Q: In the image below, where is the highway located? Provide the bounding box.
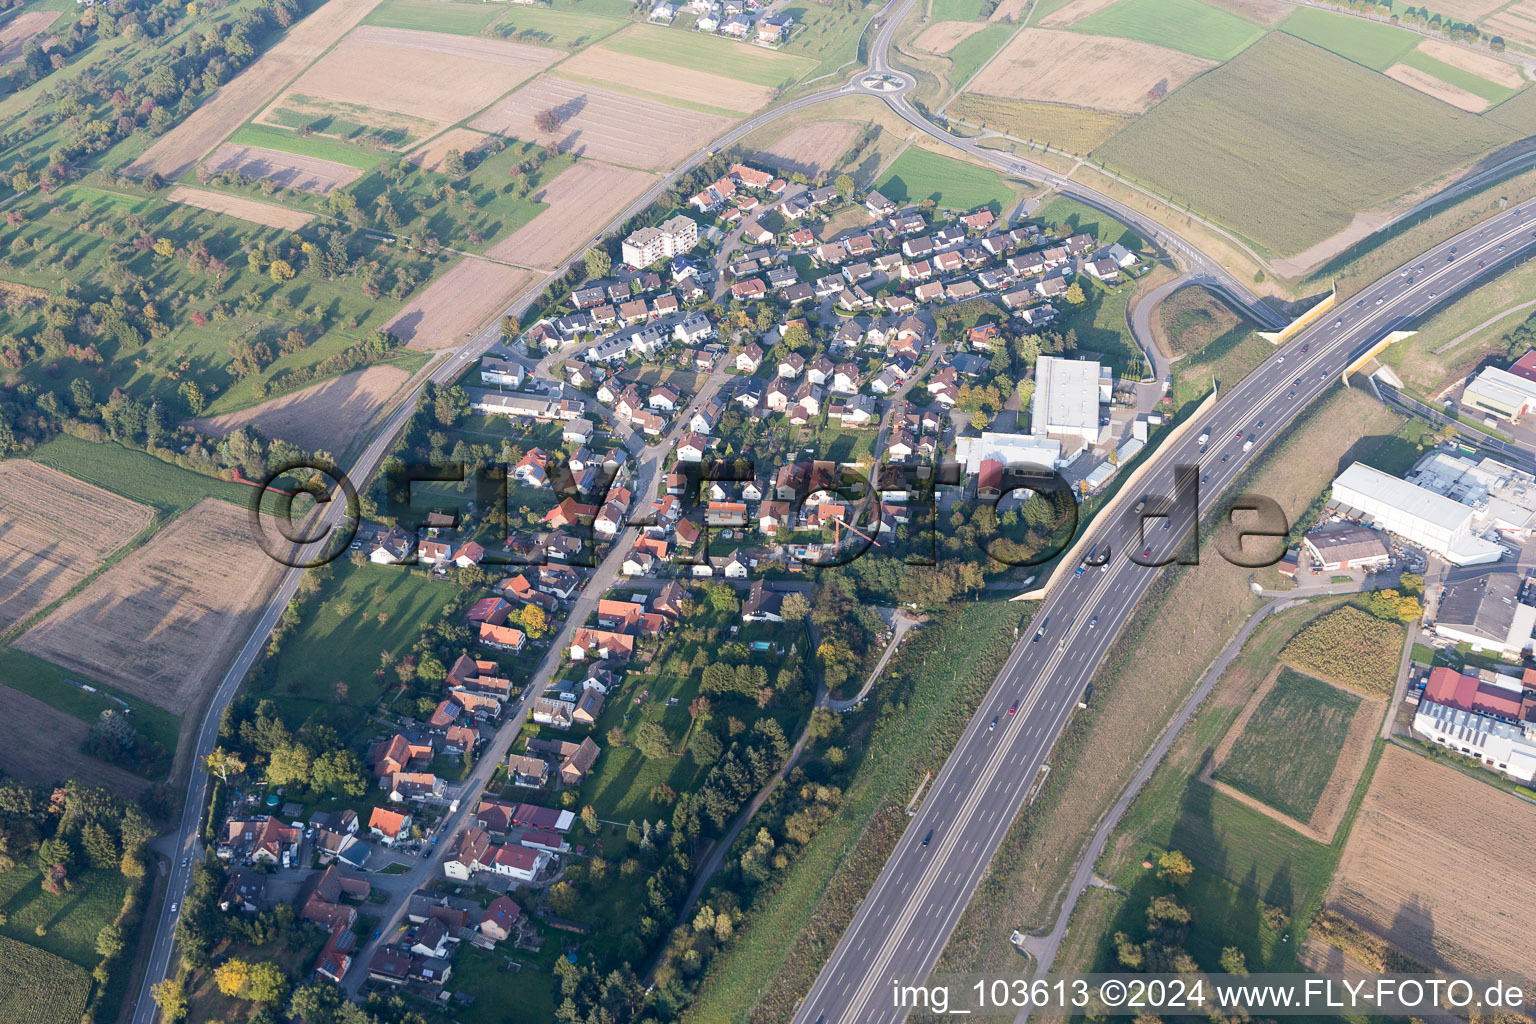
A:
[789,201,1536,1024]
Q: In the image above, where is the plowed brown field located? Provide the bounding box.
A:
[385,257,537,349]
[189,364,411,454]
[15,500,287,712]
[0,462,154,631]
[486,161,656,270]
[203,143,365,194]
[1328,744,1536,982]
[470,76,730,170]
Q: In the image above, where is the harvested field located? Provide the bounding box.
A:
[203,142,364,194]
[259,25,558,147]
[1328,744,1536,981]
[189,364,411,453]
[0,11,59,64]
[385,256,537,349]
[1417,37,1526,88]
[554,46,776,113]
[0,462,154,632]
[125,0,384,180]
[486,160,655,270]
[1037,0,1120,27]
[1094,32,1516,257]
[757,120,863,179]
[0,687,151,797]
[470,76,731,171]
[913,20,988,52]
[409,127,491,173]
[948,94,1131,153]
[964,28,1216,114]
[15,500,287,713]
[1476,0,1536,51]
[166,186,313,229]
[1386,62,1490,112]
[988,0,1027,19]
[1203,665,1379,842]
[1433,0,1513,18]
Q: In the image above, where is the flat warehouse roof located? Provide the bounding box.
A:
[1333,462,1471,533]
[1035,356,1100,433]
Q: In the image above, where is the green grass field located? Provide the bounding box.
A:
[23,435,270,514]
[875,147,1019,210]
[1398,48,1521,105]
[219,124,382,170]
[946,23,1015,85]
[261,560,460,730]
[597,24,818,87]
[484,2,627,48]
[1094,32,1516,258]
[1214,668,1361,821]
[364,0,506,34]
[0,867,128,969]
[1074,0,1266,61]
[930,0,987,19]
[1278,6,1418,70]
[1156,284,1253,357]
[1035,195,1144,248]
[781,2,877,77]
[948,95,1132,154]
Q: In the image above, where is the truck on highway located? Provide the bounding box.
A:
[1197,429,1210,445]
[1243,439,1255,452]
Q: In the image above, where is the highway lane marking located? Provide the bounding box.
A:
[834,540,1147,1018]
[800,205,1536,1023]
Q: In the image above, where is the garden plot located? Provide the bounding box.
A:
[758,120,863,179]
[166,186,313,229]
[203,143,365,194]
[189,364,412,454]
[0,11,59,63]
[1329,744,1536,981]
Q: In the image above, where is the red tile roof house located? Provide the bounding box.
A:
[478,621,527,653]
[570,627,636,662]
[372,734,433,778]
[465,596,511,626]
[368,807,412,845]
[367,947,412,986]
[426,699,462,733]
[492,843,549,883]
[443,723,478,755]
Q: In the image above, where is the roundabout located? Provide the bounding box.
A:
[859,71,910,93]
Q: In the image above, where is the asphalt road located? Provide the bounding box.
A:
[789,201,1536,1024]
